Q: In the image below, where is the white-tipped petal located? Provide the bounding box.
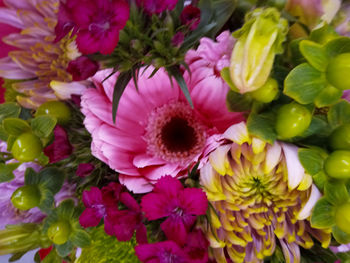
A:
[209,145,232,176]
[281,143,305,190]
[50,80,90,100]
[297,184,322,220]
[252,137,266,154]
[264,142,281,174]
[297,173,313,191]
[223,122,250,145]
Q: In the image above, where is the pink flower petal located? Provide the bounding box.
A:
[79,208,102,227]
[180,188,208,216]
[82,187,103,207]
[161,217,188,246]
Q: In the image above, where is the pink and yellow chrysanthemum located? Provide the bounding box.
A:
[200,122,331,263]
[0,0,84,108]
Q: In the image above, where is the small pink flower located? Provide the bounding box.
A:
[76,163,95,178]
[180,5,201,30]
[44,126,73,163]
[141,176,208,246]
[55,0,130,55]
[136,0,178,14]
[67,57,99,81]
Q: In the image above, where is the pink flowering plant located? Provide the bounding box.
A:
[1,0,350,263]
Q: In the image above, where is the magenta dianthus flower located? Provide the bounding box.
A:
[136,0,178,14]
[180,5,201,30]
[55,0,130,55]
[141,176,208,246]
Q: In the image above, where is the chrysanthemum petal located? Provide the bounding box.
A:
[281,143,305,190]
[223,121,250,145]
[50,80,89,99]
[297,184,321,220]
[209,145,232,176]
[264,142,282,174]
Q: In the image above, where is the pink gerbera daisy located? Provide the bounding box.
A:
[81,32,244,193]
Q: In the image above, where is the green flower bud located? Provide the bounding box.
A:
[229,8,288,94]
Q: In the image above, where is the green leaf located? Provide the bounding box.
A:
[0,102,21,123]
[325,37,350,58]
[38,187,54,213]
[0,126,8,141]
[57,199,75,218]
[314,85,343,108]
[38,168,65,194]
[37,152,49,166]
[2,118,30,136]
[324,181,349,206]
[298,148,327,176]
[112,70,132,123]
[333,225,350,244]
[312,171,328,192]
[299,40,329,72]
[284,63,327,104]
[226,90,253,112]
[9,251,26,262]
[0,163,15,183]
[41,249,62,263]
[6,135,16,152]
[208,0,237,37]
[221,67,238,92]
[167,66,193,108]
[311,197,335,228]
[31,116,57,138]
[298,114,331,139]
[247,111,277,144]
[70,230,91,247]
[24,168,40,185]
[309,24,339,45]
[55,241,73,257]
[327,100,350,128]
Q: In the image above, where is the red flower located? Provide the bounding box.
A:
[67,57,99,81]
[180,5,201,30]
[76,163,95,178]
[44,126,73,163]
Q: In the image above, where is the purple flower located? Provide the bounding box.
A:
[136,0,178,14]
[76,163,95,178]
[180,5,201,30]
[184,229,209,263]
[67,56,99,81]
[55,0,130,55]
[44,126,73,163]
[135,241,188,263]
[141,176,208,245]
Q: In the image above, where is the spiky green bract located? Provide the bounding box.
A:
[0,223,50,256]
[43,200,91,257]
[76,225,139,263]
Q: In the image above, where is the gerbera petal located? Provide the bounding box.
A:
[118,175,153,194]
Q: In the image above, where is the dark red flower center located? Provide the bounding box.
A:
[145,101,206,165]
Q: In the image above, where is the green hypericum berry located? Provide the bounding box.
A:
[11,133,43,162]
[47,220,72,245]
[335,202,350,234]
[35,101,71,125]
[275,103,312,139]
[326,53,350,91]
[11,185,41,211]
[324,150,350,179]
[329,124,350,151]
[250,78,279,103]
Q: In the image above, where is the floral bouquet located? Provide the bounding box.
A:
[1,0,350,262]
